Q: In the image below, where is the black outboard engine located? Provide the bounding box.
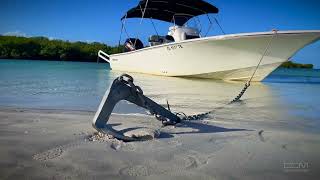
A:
[124,38,144,52]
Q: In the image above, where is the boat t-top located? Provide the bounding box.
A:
[98,0,320,81]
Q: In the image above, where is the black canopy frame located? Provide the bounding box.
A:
[121,0,219,26]
[117,0,224,50]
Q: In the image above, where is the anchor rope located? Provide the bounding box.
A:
[179,30,278,121]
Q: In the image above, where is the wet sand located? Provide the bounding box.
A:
[0,107,319,180]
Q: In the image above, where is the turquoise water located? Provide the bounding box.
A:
[1,59,320,131]
[0,60,112,111]
[265,68,320,83]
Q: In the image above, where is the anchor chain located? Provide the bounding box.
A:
[230,82,251,104]
[179,81,250,121]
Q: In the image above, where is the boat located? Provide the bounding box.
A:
[98,0,320,81]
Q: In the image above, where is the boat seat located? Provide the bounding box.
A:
[148,35,174,46]
[186,35,200,40]
[124,38,144,52]
[165,35,175,42]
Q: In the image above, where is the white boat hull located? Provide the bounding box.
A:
[104,30,320,81]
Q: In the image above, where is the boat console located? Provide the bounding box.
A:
[168,25,201,42]
[148,26,200,47]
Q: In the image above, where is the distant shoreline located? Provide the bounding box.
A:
[0,35,122,62]
[0,57,107,63]
[1,58,315,69]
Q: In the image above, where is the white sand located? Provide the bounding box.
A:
[0,107,319,180]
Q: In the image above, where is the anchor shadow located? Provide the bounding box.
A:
[109,121,250,140]
[165,120,250,136]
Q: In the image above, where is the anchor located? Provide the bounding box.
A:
[92,74,181,142]
[92,71,255,141]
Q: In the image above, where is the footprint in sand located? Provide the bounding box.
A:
[33,147,63,161]
[32,139,87,162]
[118,155,199,177]
[33,134,136,162]
[167,139,182,147]
[119,165,151,176]
[121,143,136,151]
[109,140,136,151]
[110,142,122,150]
[184,156,198,169]
[174,151,213,171]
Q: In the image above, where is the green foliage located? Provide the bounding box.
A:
[0,35,122,62]
[281,61,313,69]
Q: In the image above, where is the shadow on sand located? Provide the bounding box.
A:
[159,121,250,139]
[170,121,249,135]
[109,121,250,140]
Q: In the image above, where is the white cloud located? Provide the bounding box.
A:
[3,30,27,37]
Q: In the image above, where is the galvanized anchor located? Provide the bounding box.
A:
[92,74,181,142]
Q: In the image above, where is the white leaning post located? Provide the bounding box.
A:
[98,50,110,63]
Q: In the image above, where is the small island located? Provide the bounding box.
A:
[280,61,313,69]
[0,35,315,68]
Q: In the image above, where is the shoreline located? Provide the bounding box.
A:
[1,58,316,69]
[0,58,107,64]
[1,106,319,179]
[0,105,96,114]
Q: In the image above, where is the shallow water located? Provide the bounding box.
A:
[1,59,320,132]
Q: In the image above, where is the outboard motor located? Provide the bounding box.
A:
[124,38,144,52]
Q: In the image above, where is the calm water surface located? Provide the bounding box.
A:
[1,60,320,132]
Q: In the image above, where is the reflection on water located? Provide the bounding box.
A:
[0,60,320,131]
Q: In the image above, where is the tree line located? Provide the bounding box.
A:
[0,35,123,62]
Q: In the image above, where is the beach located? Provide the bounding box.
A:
[1,60,320,179]
[1,106,319,180]
[1,0,320,178]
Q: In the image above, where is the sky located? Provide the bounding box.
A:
[0,0,320,67]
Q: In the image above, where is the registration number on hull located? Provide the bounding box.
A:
[166,45,183,51]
